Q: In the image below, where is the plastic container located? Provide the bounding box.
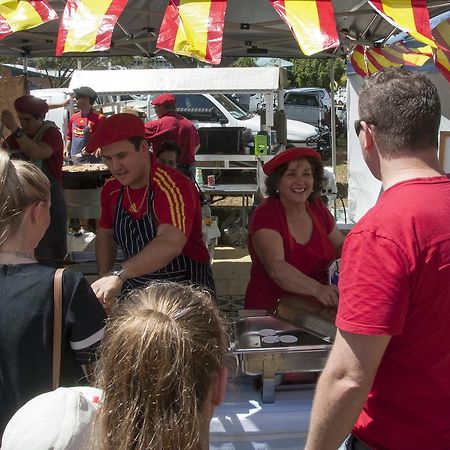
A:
[195,167,203,185]
[279,335,298,345]
[261,335,280,346]
[259,328,276,337]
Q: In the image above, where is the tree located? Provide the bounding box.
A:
[231,57,257,67]
[290,57,346,89]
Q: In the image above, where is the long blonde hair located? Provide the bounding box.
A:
[0,150,50,246]
[95,282,229,450]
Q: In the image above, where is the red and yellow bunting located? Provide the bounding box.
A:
[270,0,339,56]
[156,0,227,65]
[0,0,57,40]
[350,45,369,77]
[432,18,450,81]
[56,0,127,56]
[369,0,436,48]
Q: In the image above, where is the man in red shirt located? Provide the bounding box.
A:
[145,93,200,179]
[306,69,450,450]
[1,94,66,266]
[64,86,104,160]
[86,113,213,305]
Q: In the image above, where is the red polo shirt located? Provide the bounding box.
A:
[145,111,200,165]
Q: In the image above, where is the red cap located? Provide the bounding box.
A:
[263,147,321,175]
[14,95,49,117]
[85,113,145,153]
[151,93,176,106]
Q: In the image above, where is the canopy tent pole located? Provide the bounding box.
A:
[330,58,337,175]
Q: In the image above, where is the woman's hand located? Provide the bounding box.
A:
[315,283,339,307]
[1,110,18,132]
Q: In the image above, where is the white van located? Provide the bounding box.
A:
[148,93,318,145]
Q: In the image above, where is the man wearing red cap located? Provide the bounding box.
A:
[145,93,200,179]
[1,94,66,266]
[87,113,214,304]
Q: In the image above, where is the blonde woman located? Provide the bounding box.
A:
[95,282,229,450]
[0,150,106,435]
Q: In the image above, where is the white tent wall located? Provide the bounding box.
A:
[347,69,450,223]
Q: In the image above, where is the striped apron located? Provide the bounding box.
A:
[113,187,215,294]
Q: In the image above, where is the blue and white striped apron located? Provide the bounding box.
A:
[113,187,215,294]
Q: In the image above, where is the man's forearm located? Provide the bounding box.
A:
[305,369,370,450]
[95,229,118,277]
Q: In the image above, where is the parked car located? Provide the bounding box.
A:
[289,87,332,110]
[148,93,319,145]
[283,89,327,127]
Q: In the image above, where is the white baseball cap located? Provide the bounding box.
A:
[1,387,103,450]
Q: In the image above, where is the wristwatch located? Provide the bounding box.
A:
[13,128,24,139]
[111,266,127,281]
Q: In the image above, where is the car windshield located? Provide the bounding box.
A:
[211,94,253,120]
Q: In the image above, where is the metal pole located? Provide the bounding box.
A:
[330,58,336,176]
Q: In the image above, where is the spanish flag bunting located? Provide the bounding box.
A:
[350,45,369,77]
[270,0,339,56]
[156,0,228,65]
[56,0,128,56]
[369,0,436,48]
[365,48,402,71]
[432,18,450,82]
[380,44,431,67]
[0,0,57,40]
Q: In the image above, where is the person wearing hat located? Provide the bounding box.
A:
[245,147,345,312]
[145,93,200,179]
[1,387,103,449]
[1,94,67,266]
[64,86,104,160]
[87,113,214,305]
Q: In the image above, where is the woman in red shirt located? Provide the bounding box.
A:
[245,147,345,312]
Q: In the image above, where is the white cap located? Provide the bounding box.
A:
[1,387,103,450]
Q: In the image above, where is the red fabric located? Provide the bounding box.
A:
[151,93,176,105]
[337,176,450,450]
[245,197,336,312]
[14,95,48,116]
[98,160,209,263]
[263,147,321,175]
[145,111,199,165]
[4,127,63,185]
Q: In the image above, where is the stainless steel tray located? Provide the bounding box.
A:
[231,315,332,402]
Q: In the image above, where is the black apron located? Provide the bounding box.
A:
[113,187,215,294]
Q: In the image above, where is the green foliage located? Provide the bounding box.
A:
[290,58,346,89]
[231,57,257,67]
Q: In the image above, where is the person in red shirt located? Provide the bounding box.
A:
[145,93,200,180]
[86,113,214,305]
[64,86,104,160]
[306,69,450,450]
[1,94,66,266]
[245,147,345,312]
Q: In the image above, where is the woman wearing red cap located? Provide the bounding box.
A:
[245,148,345,312]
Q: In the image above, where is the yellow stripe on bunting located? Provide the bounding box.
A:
[56,0,127,55]
[432,18,450,81]
[157,0,227,65]
[0,0,57,40]
[270,0,339,56]
[369,0,436,48]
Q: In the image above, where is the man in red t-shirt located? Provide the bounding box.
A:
[1,95,66,266]
[145,93,200,180]
[85,113,214,305]
[65,86,104,160]
[306,69,450,450]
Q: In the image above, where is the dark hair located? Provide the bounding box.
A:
[75,94,96,105]
[359,68,441,158]
[265,156,324,200]
[127,136,146,151]
[155,141,181,160]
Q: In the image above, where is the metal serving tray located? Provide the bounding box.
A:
[231,315,332,403]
